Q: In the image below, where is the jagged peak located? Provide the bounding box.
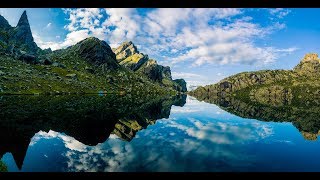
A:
[114,41,139,55]
[0,14,11,29]
[301,53,320,63]
[114,41,139,61]
[17,10,29,27]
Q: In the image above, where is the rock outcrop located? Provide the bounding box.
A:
[0,11,40,57]
[9,11,39,54]
[0,15,10,30]
[67,37,119,69]
[173,79,187,92]
[114,41,139,62]
[119,53,149,71]
[113,41,187,92]
[294,53,320,76]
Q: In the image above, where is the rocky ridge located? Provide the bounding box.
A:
[113,41,187,92]
[189,53,320,103]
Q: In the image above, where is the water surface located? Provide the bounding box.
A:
[1,95,320,172]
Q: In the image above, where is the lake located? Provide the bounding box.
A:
[1,94,320,172]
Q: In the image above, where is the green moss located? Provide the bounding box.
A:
[0,161,8,172]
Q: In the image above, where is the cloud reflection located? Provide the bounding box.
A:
[30,112,273,172]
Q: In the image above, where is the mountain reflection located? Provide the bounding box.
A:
[192,94,320,141]
[0,94,186,170]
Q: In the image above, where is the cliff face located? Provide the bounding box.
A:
[66,37,119,69]
[113,42,187,92]
[0,11,39,56]
[190,53,320,100]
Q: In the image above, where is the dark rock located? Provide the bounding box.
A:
[73,65,79,71]
[162,66,172,80]
[0,70,5,76]
[173,79,187,92]
[52,62,66,68]
[85,66,95,74]
[139,60,163,82]
[70,37,119,69]
[18,54,36,64]
[66,74,77,79]
[9,11,39,54]
[0,15,11,30]
[40,58,52,65]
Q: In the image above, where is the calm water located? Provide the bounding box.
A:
[1,94,320,172]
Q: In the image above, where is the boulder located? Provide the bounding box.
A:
[18,54,37,64]
[66,74,77,79]
[52,62,66,68]
[85,66,95,74]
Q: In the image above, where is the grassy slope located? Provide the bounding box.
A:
[0,52,178,95]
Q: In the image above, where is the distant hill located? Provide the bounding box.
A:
[189,53,320,106]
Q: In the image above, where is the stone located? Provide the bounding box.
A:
[66,73,77,79]
[85,66,95,73]
[52,62,66,68]
[42,58,52,65]
[18,54,36,64]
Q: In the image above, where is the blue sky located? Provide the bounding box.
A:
[0,8,319,89]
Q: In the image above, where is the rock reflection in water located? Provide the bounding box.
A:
[0,94,186,170]
[192,94,320,141]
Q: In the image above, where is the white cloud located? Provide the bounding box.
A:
[171,72,214,88]
[60,29,90,48]
[40,8,295,68]
[269,8,291,19]
[46,22,52,28]
[33,33,62,50]
[171,72,204,79]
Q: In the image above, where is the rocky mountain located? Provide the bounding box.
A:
[9,11,39,54]
[0,11,40,57]
[114,41,139,62]
[189,53,320,102]
[65,37,119,69]
[113,41,187,92]
[0,11,187,95]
